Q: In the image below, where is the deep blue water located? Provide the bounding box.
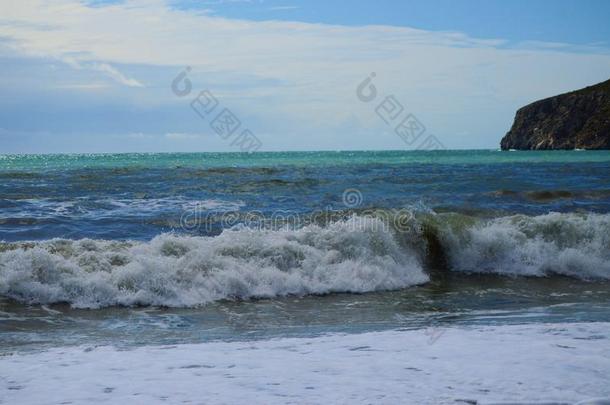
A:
[1,150,609,241]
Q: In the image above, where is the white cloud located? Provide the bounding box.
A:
[52,83,110,90]
[128,132,153,139]
[268,6,299,11]
[91,62,144,87]
[1,0,610,150]
[165,132,206,140]
[59,56,143,87]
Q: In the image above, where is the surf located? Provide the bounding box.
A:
[1,211,609,308]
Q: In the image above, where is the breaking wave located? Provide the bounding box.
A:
[1,212,609,308]
[0,217,427,308]
[435,211,610,279]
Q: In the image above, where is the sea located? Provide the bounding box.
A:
[1,150,610,404]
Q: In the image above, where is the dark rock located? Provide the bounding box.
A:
[500,78,610,150]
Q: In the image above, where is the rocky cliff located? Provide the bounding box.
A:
[500,78,610,150]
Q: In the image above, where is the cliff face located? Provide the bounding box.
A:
[500,79,610,150]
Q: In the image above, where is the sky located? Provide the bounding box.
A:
[1,0,610,153]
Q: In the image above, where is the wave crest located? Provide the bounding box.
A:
[437,212,610,279]
[2,212,609,308]
[0,217,427,308]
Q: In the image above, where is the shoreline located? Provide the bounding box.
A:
[2,322,609,404]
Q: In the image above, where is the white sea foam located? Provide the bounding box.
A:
[105,197,245,215]
[2,197,243,219]
[0,217,427,308]
[2,212,609,308]
[2,322,609,404]
[440,212,610,279]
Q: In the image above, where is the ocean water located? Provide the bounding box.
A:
[1,150,610,404]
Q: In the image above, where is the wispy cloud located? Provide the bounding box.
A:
[1,0,610,152]
[52,83,110,90]
[268,5,299,11]
[91,62,143,87]
[60,56,144,87]
[165,132,207,140]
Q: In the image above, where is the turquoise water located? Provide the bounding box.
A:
[2,150,610,171]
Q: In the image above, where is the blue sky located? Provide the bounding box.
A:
[174,0,610,46]
[1,0,610,153]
